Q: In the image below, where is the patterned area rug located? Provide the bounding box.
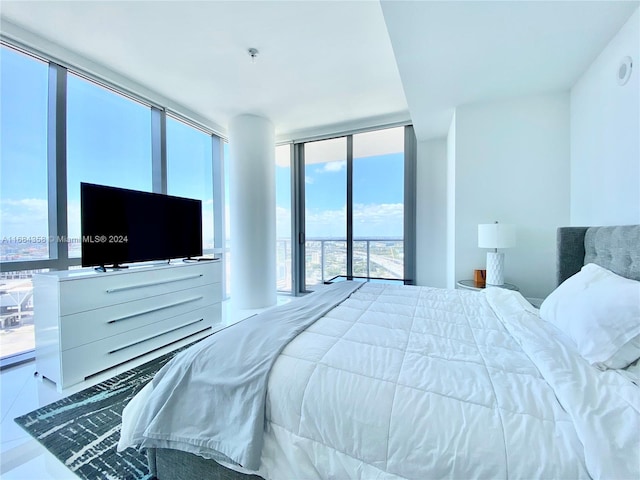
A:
[14,342,197,480]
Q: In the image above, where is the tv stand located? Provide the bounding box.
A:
[34,261,222,391]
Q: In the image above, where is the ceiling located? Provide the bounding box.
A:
[1,1,638,143]
[0,1,408,141]
[382,0,639,140]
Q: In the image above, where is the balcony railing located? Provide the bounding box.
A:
[276,237,404,290]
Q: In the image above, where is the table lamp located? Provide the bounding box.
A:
[478,222,516,286]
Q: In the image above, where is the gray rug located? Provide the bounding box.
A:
[14,342,199,480]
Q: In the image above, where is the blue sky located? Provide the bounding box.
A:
[302,153,404,238]
[1,47,216,251]
[1,48,48,202]
[1,45,404,252]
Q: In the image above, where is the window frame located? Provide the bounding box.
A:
[290,125,417,295]
[0,42,228,366]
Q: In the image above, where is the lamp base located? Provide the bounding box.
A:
[486,251,505,286]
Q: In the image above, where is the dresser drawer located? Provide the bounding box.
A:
[58,262,221,315]
[60,303,221,387]
[35,261,222,391]
[60,283,221,351]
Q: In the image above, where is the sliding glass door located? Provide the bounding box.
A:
[296,126,412,292]
[352,127,405,279]
[303,137,347,288]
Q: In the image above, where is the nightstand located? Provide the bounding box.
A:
[456,280,519,292]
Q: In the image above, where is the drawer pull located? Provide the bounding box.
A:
[106,274,204,293]
[108,318,204,354]
[107,296,204,324]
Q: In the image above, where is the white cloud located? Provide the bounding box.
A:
[321,160,346,173]
[353,203,403,238]
[67,201,81,238]
[354,203,403,222]
[276,206,291,238]
[302,203,403,238]
[304,205,346,238]
[1,198,47,210]
[0,198,49,237]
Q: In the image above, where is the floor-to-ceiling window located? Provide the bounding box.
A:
[0,47,48,365]
[0,42,226,367]
[291,125,415,293]
[303,137,348,288]
[66,73,152,258]
[352,127,405,279]
[166,116,215,255]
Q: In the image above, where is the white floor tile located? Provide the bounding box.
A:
[0,363,33,423]
[1,437,75,480]
[1,362,74,478]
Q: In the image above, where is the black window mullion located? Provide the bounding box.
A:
[403,125,417,284]
[346,135,353,278]
[292,143,306,295]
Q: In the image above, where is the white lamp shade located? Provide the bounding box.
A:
[478,223,516,249]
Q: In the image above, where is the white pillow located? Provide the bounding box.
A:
[540,263,640,369]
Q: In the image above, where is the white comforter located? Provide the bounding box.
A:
[120,283,640,479]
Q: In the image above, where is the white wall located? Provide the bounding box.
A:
[452,93,570,299]
[416,137,448,287]
[570,7,640,226]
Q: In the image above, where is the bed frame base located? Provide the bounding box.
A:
[147,448,263,480]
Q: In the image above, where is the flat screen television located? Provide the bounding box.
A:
[81,183,203,268]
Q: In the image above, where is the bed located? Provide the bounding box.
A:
[118,225,640,480]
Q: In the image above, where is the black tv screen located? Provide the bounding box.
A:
[81,183,203,268]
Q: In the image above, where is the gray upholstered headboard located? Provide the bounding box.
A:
[557,225,640,285]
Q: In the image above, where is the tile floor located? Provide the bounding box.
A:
[1,360,72,479]
[0,296,292,479]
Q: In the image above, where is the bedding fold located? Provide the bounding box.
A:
[486,288,640,480]
[118,281,362,470]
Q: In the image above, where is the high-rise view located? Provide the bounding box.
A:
[274,127,405,292]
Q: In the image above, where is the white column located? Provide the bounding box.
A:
[228,114,276,309]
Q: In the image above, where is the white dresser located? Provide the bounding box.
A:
[33,260,222,391]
